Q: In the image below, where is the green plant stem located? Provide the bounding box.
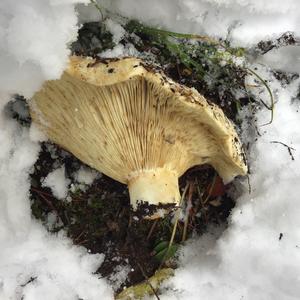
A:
[246,68,274,125]
[90,0,104,20]
[126,20,218,43]
[182,182,194,242]
[159,183,189,269]
[163,39,206,77]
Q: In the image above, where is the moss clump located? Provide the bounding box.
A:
[116,268,174,300]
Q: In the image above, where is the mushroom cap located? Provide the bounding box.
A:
[30,56,247,194]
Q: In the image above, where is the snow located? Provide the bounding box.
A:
[104,18,126,44]
[258,45,300,74]
[98,17,141,57]
[97,0,300,46]
[74,166,100,185]
[42,165,70,200]
[1,226,112,300]
[0,0,300,300]
[70,166,100,193]
[100,42,139,58]
[0,0,89,101]
[0,1,113,299]
[29,122,48,142]
[108,264,131,291]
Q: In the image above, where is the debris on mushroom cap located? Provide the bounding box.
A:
[30,55,247,215]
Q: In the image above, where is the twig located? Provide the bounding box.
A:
[246,174,252,194]
[76,239,88,246]
[159,183,189,269]
[182,182,194,242]
[203,173,217,205]
[136,262,160,300]
[74,230,85,242]
[31,186,54,197]
[90,0,104,20]
[31,187,65,224]
[193,178,201,210]
[147,219,158,241]
[176,61,182,80]
[270,141,296,161]
[35,192,56,212]
[20,277,37,287]
[192,181,207,223]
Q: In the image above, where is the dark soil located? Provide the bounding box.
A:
[256,31,300,55]
[29,141,236,292]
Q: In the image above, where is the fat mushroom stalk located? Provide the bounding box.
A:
[30,56,247,216]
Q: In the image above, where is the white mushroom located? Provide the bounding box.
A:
[30,56,247,214]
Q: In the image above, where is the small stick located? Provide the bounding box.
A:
[159,183,189,269]
[182,182,194,242]
[31,186,54,197]
[32,188,65,224]
[74,230,85,242]
[76,239,88,246]
[147,219,158,241]
[90,0,104,20]
[246,67,274,126]
[38,193,58,214]
[270,141,295,161]
[193,178,202,213]
[136,262,160,300]
[203,173,217,205]
[176,61,182,80]
[247,174,252,194]
[196,181,209,224]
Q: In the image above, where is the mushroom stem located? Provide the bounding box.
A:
[128,169,180,209]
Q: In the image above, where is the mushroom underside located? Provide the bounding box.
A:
[31,67,245,210]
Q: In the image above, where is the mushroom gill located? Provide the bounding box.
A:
[30,56,247,213]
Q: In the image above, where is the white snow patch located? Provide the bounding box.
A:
[42,165,71,200]
[76,2,103,23]
[0,225,112,300]
[258,45,300,74]
[75,166,100,185]
[96,0,300,46]
[29,122,48,142]
[105,18,126,44]
[108,264,131,291]
[100,40,139,58]
[0,0,88,101]
[0,1,113,299]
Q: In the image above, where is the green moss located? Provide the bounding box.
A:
[116,268,174,300]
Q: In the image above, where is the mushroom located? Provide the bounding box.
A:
[30,56,247,214]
